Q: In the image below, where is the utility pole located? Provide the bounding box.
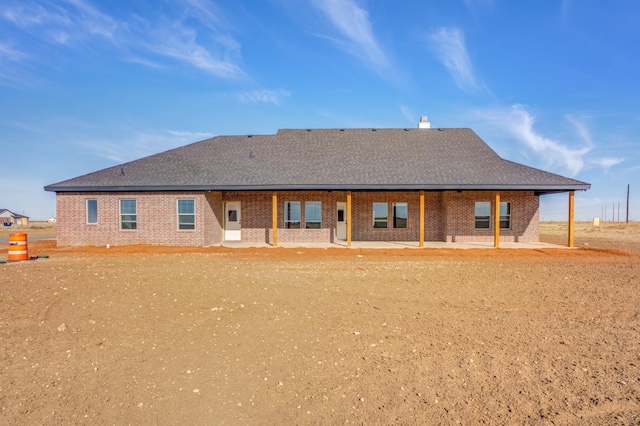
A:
[627,184,630,223]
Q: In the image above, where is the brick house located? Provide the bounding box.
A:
[0,209,29,227]
[45,120,590,247]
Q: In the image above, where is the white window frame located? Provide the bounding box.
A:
[475,201,491,230]
[373,202,388,229]
[177,199,196,231]
[392,202,408,229]
[120,199,137,230]
[86,199,98,224]
[305,201,322,229]
[284,201,301,229]
[500,201,511,230]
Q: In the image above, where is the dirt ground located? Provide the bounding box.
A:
[540,221,640,255]
[1,223,639,425]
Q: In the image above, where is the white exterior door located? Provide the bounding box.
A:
[224,202,241,241]
[336,202,346,240]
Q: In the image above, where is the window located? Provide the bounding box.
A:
[500,202,511,229]
[177,199,195,230]
[475,202,491,229]
[305,201,322,229]
[284,201,301,229]
[373,203,388,229]
[86,199,98,224]
[120,199,137,230]
[393,202,408,229]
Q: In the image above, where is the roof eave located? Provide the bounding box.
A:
[45,183,591,193]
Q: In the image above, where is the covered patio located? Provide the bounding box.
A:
[269,190,578,249]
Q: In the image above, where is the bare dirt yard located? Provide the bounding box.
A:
[1,223,639,425]
[540,221,640,255]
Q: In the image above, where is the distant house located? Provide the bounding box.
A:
[45,118,590,247]
[0,209,29,227]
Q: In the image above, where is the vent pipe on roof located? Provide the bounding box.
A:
[418,116,431,129]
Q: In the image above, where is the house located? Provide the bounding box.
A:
[0,209,29,227]
[44,118,590,247]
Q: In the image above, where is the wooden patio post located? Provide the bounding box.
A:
[272,192,278,247]
[494,192,500,248]
[347,191,352,248]
[419,190,425,247]
[568,191,575,248]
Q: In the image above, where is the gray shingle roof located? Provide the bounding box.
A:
[0,209,28,218]
[44,128,590,194]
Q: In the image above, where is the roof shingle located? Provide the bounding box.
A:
[44,128,590,194]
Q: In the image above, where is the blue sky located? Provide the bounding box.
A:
[1,0,638,221]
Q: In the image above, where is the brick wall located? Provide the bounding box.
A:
[55,189,539,246]
[222,191,272,243]
[352,192,417,241]
[443,191,539,242]
[223,191,337,243]
[56,191,220,246]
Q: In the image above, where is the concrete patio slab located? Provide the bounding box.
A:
[220,240,569,249]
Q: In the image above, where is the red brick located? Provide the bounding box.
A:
[56,190,539,246]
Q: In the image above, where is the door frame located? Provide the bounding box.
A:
[223,201,242,241]
[336,202,347,240]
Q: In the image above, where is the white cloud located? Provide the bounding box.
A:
[140,24,246,79]
[61,0,118,40]
[2,3,70,29]
[310,0,389,71]
[181,0,223,28]
[75,129,215,163]
[0,43,42,87]
[399,105,415,124]
[143,0,246,78]
[429,27,480,93]
[464,0,495,9]
[235,89,290,105]
[482,105,591,176]
[0,0,246,79]
[0,43,27,62]
[1,0,117,45]
[590,157,624,170]
[123,55,165,70]
[566,115,625,172]
[566,115,593,147]
[166,130,215,141]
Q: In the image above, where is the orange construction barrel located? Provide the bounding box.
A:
[8,232,28,261]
